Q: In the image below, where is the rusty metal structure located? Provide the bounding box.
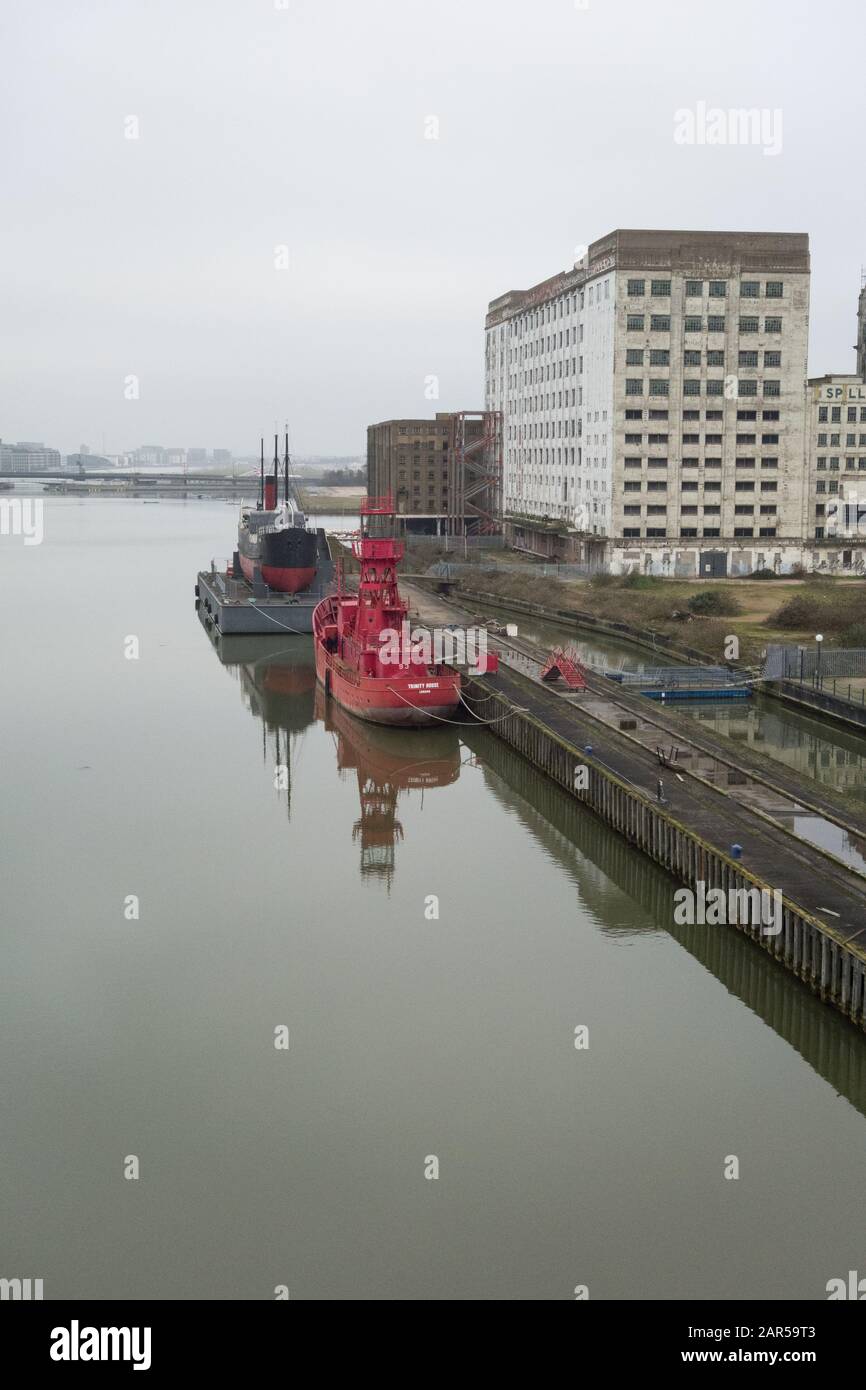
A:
[446,410,503,537]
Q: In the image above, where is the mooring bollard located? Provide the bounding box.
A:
[731,843,743,860]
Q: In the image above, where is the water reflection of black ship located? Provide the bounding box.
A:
[199,614,461,867]
[198,616,316,816]
[315,686,460,887]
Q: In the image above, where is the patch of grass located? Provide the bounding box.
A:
[767,586,866,635]
[441,562,866,669]
[620,571,661,590]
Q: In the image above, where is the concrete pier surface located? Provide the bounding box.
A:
[403,579,866,1029]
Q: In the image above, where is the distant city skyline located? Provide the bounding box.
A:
[0,433,366,475]
[0,436,365,464]
[2,0,864,456]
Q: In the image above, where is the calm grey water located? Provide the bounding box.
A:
[681,695,866,806]
[2,497,866,1301]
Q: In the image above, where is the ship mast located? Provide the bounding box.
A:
[283,427,303,511]
[353,494,404,613]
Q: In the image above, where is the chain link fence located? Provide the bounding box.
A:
[422,558,595,580]
[763,644,866,681]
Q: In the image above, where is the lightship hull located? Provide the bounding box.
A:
[313,595,461,727]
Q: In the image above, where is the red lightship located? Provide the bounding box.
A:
[312,495,461,726]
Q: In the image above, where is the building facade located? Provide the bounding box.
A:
[65,452,113,471]
[485,229,812,575]
[0,441,62,473]
[807,375,866,545]
[366,412,485,533]
[857,279,866,381]
[134,445,166,467]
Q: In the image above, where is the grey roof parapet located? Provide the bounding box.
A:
[486,228,810,327]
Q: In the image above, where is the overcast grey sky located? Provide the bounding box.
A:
[1,0,863,457]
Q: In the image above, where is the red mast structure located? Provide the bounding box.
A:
[312,494,462,726]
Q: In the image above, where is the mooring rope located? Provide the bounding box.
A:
[383,685,530,726]
[244,604,313,637]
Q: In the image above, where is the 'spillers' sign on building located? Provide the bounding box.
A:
[813,382,866,402]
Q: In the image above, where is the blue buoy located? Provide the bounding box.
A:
[731,843,742,860]
[584,745,593,755]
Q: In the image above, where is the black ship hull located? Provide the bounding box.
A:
[237,523,318,593]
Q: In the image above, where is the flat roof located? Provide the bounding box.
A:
[807,373,864,385]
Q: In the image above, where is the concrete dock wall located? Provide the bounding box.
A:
[766,679,866,732]
[462,674,866,1031]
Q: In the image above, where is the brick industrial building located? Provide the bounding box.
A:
[366,411,501,535]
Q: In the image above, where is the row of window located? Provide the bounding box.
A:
[623,408,780,422]
[816,435,866,447]
[623,480,779,493]
[627,432,724,444]
[626,315,784,333]
[624,457,779,468]
[624,409,676,421]
[507,290,587,334]
[623,503,777,513]
[624,432,779,446]
[624,378,781,398]
[815,458,866,469]
[817,406,866,423]
[505,330,582,359]
[625,349,783,367]
[622,526,777,537]
[626,279,784,299]
[393,428,449,439]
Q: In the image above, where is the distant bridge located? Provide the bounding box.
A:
[0,470,339,487]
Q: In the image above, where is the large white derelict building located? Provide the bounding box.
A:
[485,229,866,576]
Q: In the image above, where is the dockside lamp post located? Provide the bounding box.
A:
[815,633,824,690]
